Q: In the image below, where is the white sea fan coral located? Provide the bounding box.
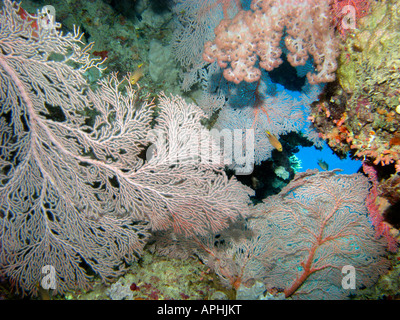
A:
[0,0,253,296]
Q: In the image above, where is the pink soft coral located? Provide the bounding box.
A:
[203,0,340,84]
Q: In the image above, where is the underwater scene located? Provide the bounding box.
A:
[0,0,400,302]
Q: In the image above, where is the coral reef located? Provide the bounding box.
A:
[311,0,400,172]
[1,0,400,301]
[0,0,253,297]
[152,170,391,300]
[309,0,400,242]
[63,250,218,300]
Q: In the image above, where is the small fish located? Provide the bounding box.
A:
[129,63,144,85]
[265,131,282,152]
[317,159,329,171]
[251,176,263,189]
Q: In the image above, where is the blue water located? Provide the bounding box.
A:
[295,142,362,175]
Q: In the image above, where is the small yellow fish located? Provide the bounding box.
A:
[265,131,282,152]
[129,63,144,85]
[317,159,329,171]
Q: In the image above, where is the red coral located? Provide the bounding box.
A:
[93,50,109,60]
[331,0,370,36]
[332,0,370,19]
[362,162,398,252]
[130,283,139,291]
[16,6,39,37]
[148,290,159,300]
[180,292,190,299]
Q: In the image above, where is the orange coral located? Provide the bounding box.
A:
[389,135,400,147]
